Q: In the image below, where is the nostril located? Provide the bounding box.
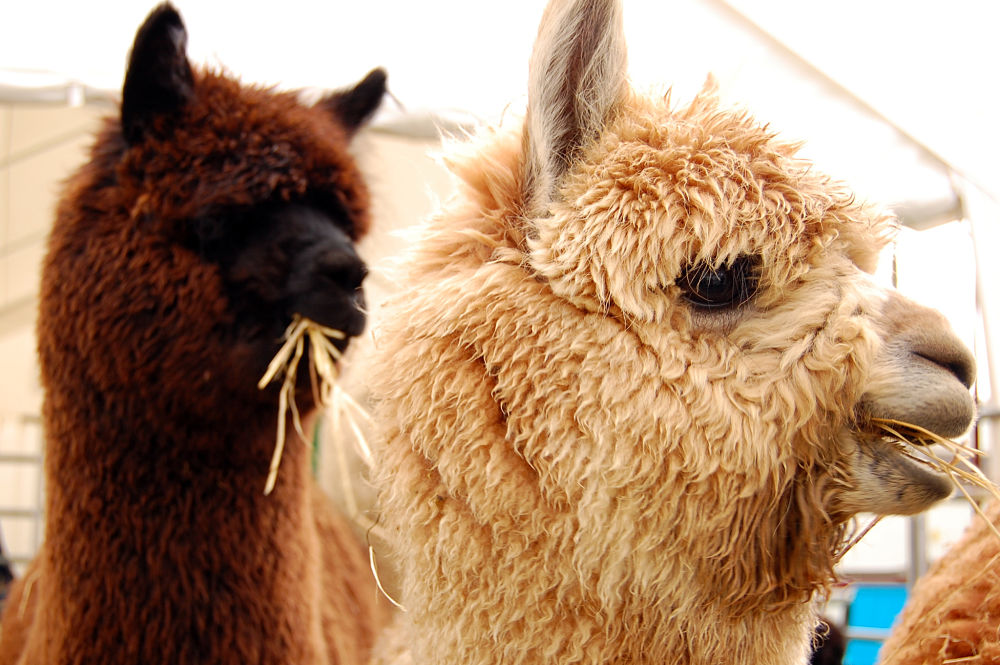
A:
[947,359,975,389]
[325,255,367,291]
[346,262,367,291]
[913,348,977,389]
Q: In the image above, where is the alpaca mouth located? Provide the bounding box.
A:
[846,365,979,516]
[860,427,947,475]
[843,414,987,517]
[842,428,952,516]
[290,288,367,350]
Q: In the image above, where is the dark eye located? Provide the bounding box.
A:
[679,257,757,309]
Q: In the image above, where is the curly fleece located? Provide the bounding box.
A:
[881,501,1000,664]
[0,41,384,665]
[369,83,899,665]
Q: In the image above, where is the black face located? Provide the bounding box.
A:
[116,4,386,360]
[193,202,367,356]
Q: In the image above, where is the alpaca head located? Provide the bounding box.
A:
[38,3,386,429]
[372,0,976,659]
[517,0,976,610]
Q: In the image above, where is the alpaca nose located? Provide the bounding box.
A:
[880,292,977,388]
[335,257,367,293]
[863,291,978,438]
[911,331,976,389]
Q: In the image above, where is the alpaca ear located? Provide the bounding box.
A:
[321,68,388,137]
[524,0,628,215]
[121,3,194,145]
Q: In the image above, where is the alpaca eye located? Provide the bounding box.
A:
[679,257,757,309]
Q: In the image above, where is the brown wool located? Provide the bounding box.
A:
[0,5,389,665]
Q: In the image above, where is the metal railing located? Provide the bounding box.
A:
[0,414,45,572]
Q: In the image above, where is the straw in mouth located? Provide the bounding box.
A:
[834,418,998,563]
[256,314,401,608]
[257,315,346,496]
[869,417,1000,543]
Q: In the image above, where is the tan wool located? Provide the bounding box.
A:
[367,1,977,663]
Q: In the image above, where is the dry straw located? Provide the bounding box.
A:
[256,314,403,608]
[871,417,1000,543]
[831,417,999,566]
[257,315,347,495]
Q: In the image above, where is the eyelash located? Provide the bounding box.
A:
[678,256,758,309]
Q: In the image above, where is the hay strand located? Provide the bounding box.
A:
[257,316,400,610]
[257,315,345,495]
[18,566,39,621]
[833,514,885,563]
[870,417,1000,544]
[369,545,406,611]
[835,418,1000,567]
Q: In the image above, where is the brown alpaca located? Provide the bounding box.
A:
[367,0,977,663]
[0,5,387,664]
[880,501,1000,664]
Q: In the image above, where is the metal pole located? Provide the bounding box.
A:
[961,179,1000,482]
[907,514,928,587]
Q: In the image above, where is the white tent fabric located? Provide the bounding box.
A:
[2,0,998,209]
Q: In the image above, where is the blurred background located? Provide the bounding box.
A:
[1,1,997,662]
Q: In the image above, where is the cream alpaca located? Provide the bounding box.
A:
[368,1,977,663]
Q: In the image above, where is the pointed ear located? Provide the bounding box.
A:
[121,3,194,145]
[321,68,388,137]
[524,0,628,215]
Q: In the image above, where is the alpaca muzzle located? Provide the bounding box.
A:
[859,291,977,440]
[842,292,978,516]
